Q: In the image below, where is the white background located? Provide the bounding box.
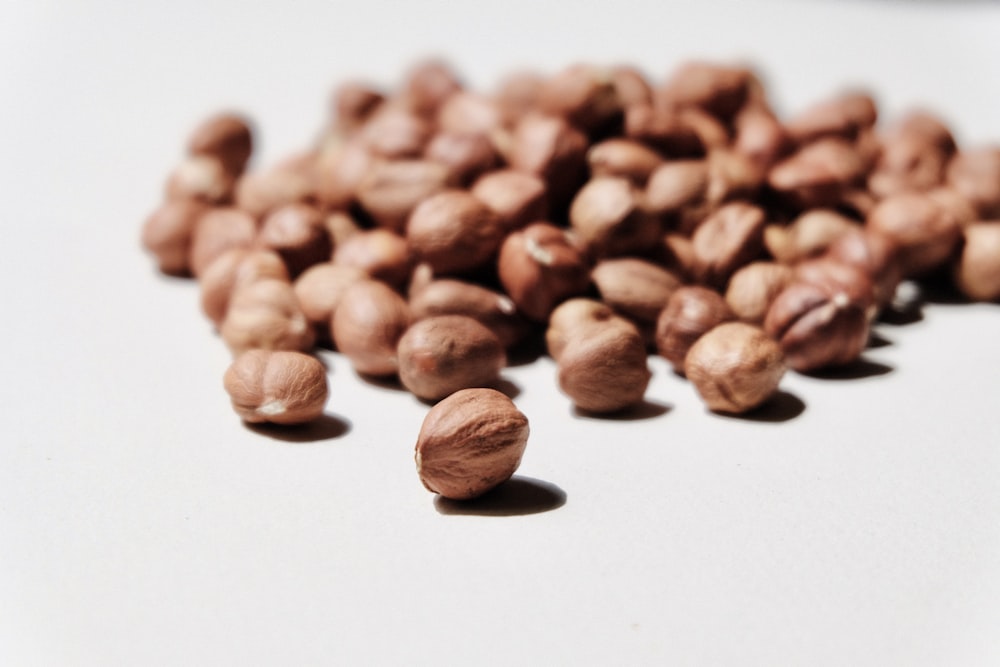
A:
[2,1,1000,665]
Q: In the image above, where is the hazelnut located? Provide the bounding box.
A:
[586,139,664,186]
[690,201,767,288]
[436,92,503,137]
[313,138,374,211]
[256,203,331,278]
[235,166,315,220]
[643,160,710,232]
[610,65,654,108]
[733,106,788,168]
[220,279,315,355]
[537,64,622,135]
[569,176,662,258]
[823,227,902,306]
[200,248,290,327]
[187,112,254,176]
[359,104,433,159]
[331,280,410,376]
[400,59,463,118]
[141,198,209,276]
[396,315,506,402]
[767,138,866,209]
[414,388,529,500]
[556,318,651,413]
[657,61,751,121]
[946,147,1000,218]
[292,262,367,335]
[165,155,234,204]
[684,322,785,414]
[591,257,682,325]
[332,228,412,290]
[355,159,451,233]
[330,80,385,132]
[406,190,505,276]
[469,169,548,233]
[763,209,859,264]
[655,286,734,373]
[424,132,500,186]
[866,191,962,277]
[223,350,328,425]
[623,104,705,157]
[507,112,589,210]
[545,298,634,362]
[409,279,529,349]
[188,207,257,278]
[793,257,877,313]
[493,70,544,127]
[784,91,878,145]
[954,222,1000,302]
[724,261,795,324]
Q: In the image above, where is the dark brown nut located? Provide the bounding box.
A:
[657,61,751,120]
[221,278,314,355]
[733,106,789,168]
[587,139,664,185]
[537,64,622,134]
[401,59,464,118]
[255,203,331,278]
[187,112,254,176]
[611,65,654,108]
[643,160,709,227]
[866,191,962,277]
[332,228,412,289]
[724,261,795,324]
[655,286,734,373]
[330,81,385,132]
[397,315,506,402]
[623,104,705,157]
[497,222,592,322]
[359,104,433,159]
[292,262,367,333]
[223,350,328,425]
[556,320,651,413]
[591,257,682,325]
[200,248,290,327]
[767,137,866,209]
[493,70,545,127]
[355,159,451,232]
[506,112,589,210]
[408,279,528,349]
[331,279,410,376]
[545,298,634,362]
[763,209,859,264]
[470,169,548,233]
[569,176,662,258]
[165,155,234,204]
[406,190,505,275]
[691,201,767,288]
[188,207,257,278]
[785,91,878,145]
[684,322,785,414]
[141,198,209,276]
[414,388,529,500]
[235,166,315,220]
[437,91,503,136]
[763,280,870,372]
[946,147,1000,218]
[793,257,877,314]
[954,221,1000,301]
[424,132,500,186]
[314,138,375,211]
[823,227,901,307]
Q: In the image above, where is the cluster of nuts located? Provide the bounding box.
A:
[142,59,1000,499]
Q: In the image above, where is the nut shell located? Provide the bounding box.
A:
[223,350,328,424]
[685,322,785,414]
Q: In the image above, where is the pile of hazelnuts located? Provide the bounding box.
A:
[142,60,1000,499]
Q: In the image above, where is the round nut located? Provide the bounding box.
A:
[292,262,368,331]
[314,138,375,210]
[188,112,254,176]
[141,199,209,276]
[165,155,234,204]
[545,298,634,362]
[331,280,410,376]
[332,228,412,290]
[569,176,662,258]
[256,203,331,278]
[359,104,433,159]
[234,166,315,220]
[220,279,315,355]
[954,221,1000,302]
[356,159,451,233]
[408,279,528,349]
[690,201,767,287]
[556,321,651,413]
[424,131,500,186]
[866,191,962,277]
[946,147,1000,218]
[469,169,548,233]
[415,388,529,500]
[188,207,257,278]
[200,248,290,327]
[406,190,505,275]
[591,257,682,324]
[725,261,795,324]
[587,139,664,186]
[655,286,734,373]
[223,350,328,425]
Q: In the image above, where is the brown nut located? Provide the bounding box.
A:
[424,131,500,186]
[507,112,589,210]
[188,112,254,176]
[869,111,955,198]
[330,80,385,132]
[623,104,705,157]
[397,315,506,402]
[569,176,662,258]
[437,92,503,137]
[470,169,548,233]
[414,387,529,500]
[256,203,331,278]
[556,319,651,414]
[587,139,664,186]
[292,262,367,335]
[763,280,870,372]
[763,209,859,264]
[866,191,962,277]
[784,91,878,145]
[223,350,328,425]
[141,198,209,276]
[954,221,1000,302]
[657,61,751,121]
[684,322,785,414]
[400,59,464,118]
[822,227,902,306]
[331,279,410,376]
[591,257,682,325]
[733,106,789,168]
[494,70,544,127]
[359,104,433,159]
[332,228,412,290]
[655,286,734,373]
[220,278,314,355]
[313,138,375,211]
[497,222,592,322]
[165,155,234,204]
[611,65,654,108]
[406,190,505,275]
[643,160,710,230]
[355,159,451,233]
[200,248,290,327]
[724,261,795,324]
[545,298,634,362]
[946,147,1000,218]
[235,166,315,220]
[767,138,866,209]
[188,207,257,278]
[537,64,622,134]
[409,279,528,349]
[793,257,877,314]
[690,201,767,287]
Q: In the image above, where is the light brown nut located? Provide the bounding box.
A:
[793,257,877,313]
[763,280,870,372]
[866,191,962,277]
[704,148,763,205]
[946,147,1000,218]
[332,228,412,290]
[165,155,234,204]
[587,139,664,186]
[497,222,592,322]
[556,320,651,414]
[493,70,544,127]
[188,207,257,278]
[767,137,866,209]
[223,350,328,425]
[657,61,751,121]
[200,248,290,327]
[408,279,529,349]
[643,160,710,230]
[424,132,500,186]
[869,111,955,198]
[397,315,506,402]
[235,166,315,220]
[400,59,464,118]
[545,298,633,362]
[657,232,697,280]
[355,159,451,233]
[684,322,785,414]
[414,388,529,500]
[469,169,548,233]
[763,209,859,264]
[220,278,314,355]
[690,201,767,287]
[623,104,705,157]
[507,112,589,210]
[569,176,662,258]
[437,91,503,137]
[611,65,654,108]
[330,80,385,132]
[141,199,209,276]
[359,103,433,159]
[733,106,789,168]
[725,261,795,324]
[537,64,622,134]
[822,227,902,306]
[406,190,505,275]
[292,262,367,333]
[331,280,410,376]
[187,112,254,176]
[256,203,331,278]
[313,138,375,211]
[591,257,682,324]
[655,286,734,373]
[954,221,1000,302]
[784,91,878,145]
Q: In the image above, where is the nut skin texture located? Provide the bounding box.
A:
[725,261,795,324]
[355,159,451,233]
[545,298,634,362]
[406,190,505,275]
[469,169,548,233]
[220,279,315,355]
[165,155,234,204]
[332,228,412,290]
[691,201,767,288]
[822,228,902,307]
[188,207,258,278]
[331,280,410,376]
[587,139,664,186]
[684,322,786,414]
[141,199,209,276]
[591,257,683,325]
[414,388,529,501]
[314,138,375,210]
[569,176,662,259]
[655,286,735,373]
[409,279,529,349]
[763,209,859,265]
[188,112,254,176]
[256,203,331,278]
[223,350,328,425]
[947,147,1000,218]
[557,319,652,414]
[507,112,589,211]
[767,138,866,209]
[397,315,506,402]
[235,166,315,220]
[954,222,1000,302]
[200,248,290,327]
[424,131,500,186]
[292,262,367,332]
[866,191,962,277]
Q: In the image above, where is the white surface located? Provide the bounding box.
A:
[2,1,1000,665]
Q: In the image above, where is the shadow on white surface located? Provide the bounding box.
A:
[243,412,352,442]
[572,398,673,421]
[709,388,807,423]
[433,475,567,516]
[801,357,894,381]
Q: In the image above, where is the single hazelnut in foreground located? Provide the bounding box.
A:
[557,319,651,414]
[415,388,529,500]
[223,350,328,424]
[684,322,785,414]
